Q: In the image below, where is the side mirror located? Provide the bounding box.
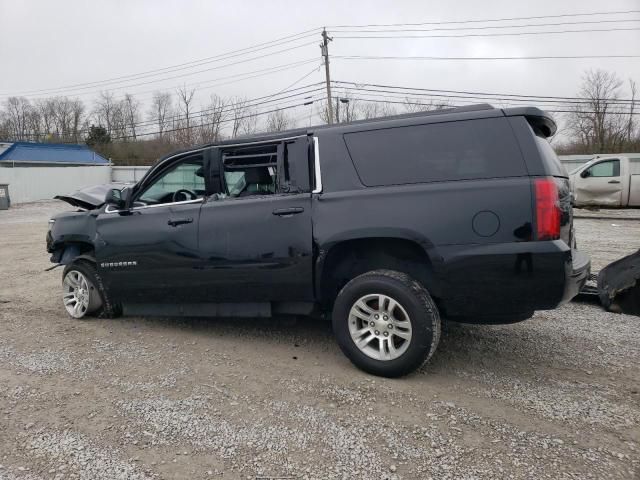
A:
[105,188,125,209]
[580,170,590,179]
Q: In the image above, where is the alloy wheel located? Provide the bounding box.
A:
[348,293,412,361]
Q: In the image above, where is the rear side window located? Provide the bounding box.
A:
[343,117,526,186]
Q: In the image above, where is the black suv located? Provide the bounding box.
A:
[47,104,590,377]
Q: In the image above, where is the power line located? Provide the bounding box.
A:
[110,98,326,141]
[333,26,640,40]
[334,54,640,61]
[326,9,640,28]
[330,18,640,33]
[131,85,325,131]
[1,28,321,97]
[109,60,322,105]
[2,43,319,99]
[267,64,323,97]
[15,58,320,102]
[340,94,640,116]
[21,84,325,138]
[331,80,638,103]
[332,84,636,106]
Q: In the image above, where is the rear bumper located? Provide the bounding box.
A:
[435,240,590,317]
[561,248,590,303]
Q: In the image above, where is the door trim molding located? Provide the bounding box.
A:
[104,198,203,214]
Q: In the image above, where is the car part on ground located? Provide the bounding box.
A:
[597,249,640,316]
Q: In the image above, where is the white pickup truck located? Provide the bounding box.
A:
[569,155,640,207]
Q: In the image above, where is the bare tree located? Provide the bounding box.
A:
[317,97,361,124]
[229,97,251,138]
[627,79,637,144]
[53,97,74,140]
[241,107,259,136]
[69,99,85,143]
[121,94,140,140]
[148,91,173,138]
[93,91,118,135]
[35,98,56,139]
[403,97,451,113]
[265,109,292,132]
[337,97,361,123]
[565,69,629,153]
[360,101,397,120]
[176,85,196,144]
[198,94,227,143]
[3,97,32,140]
[317,100,334,124]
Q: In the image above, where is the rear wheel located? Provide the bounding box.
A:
[332,269,440,377]
[62,261,121,319]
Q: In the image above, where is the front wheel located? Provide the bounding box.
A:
[332,269,441,378]
[62,261,121,319]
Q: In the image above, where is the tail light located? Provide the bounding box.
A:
[534,178,561,240]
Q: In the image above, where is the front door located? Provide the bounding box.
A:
[576,158,623,206]
[195,139,314,302]
[95,153,207,304]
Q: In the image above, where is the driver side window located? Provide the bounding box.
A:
[586,159,620,178]
[137,156,205,206]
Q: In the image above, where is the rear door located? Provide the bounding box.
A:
[195,138,314,302]
[575,159,623,206]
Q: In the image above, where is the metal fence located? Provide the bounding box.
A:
[0,165,111,204]
[111,166,150,183]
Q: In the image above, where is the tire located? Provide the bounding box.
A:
[332,269,441,378]
[62,260,122,319]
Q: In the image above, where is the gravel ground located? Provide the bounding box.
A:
[572,208,640,221]
[0,201,639,479]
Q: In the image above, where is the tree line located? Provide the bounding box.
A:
[0,69,638,165]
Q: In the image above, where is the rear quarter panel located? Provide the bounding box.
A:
[312,123,571,317]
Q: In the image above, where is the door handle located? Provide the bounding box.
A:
[272,207,304,216]
[168,217,194,226]
[608,180,621,184]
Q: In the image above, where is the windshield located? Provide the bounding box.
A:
[570,164,585,175]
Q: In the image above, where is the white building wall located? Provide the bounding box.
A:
[0,165,111,204]
[111,166,150,183]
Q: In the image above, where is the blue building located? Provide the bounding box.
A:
[0,142,109,166]
[0,142,111,204]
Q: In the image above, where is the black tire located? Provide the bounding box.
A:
[62,260,122,319]
[332,269,441,378]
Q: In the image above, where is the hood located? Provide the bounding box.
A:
[54,183,131,210]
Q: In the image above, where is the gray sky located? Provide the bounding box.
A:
[1,0,639,132]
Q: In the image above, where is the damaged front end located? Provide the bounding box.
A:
[55,183,130,210]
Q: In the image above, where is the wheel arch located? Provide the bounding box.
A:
[315,233,439,308]
[50,241,96,265]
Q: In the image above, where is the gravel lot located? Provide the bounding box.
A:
[1,201,639,480]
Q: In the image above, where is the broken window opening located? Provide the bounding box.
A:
[221,143,282,198]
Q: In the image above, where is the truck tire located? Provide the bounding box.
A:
[332,269,441,377]
[62,260,122,319]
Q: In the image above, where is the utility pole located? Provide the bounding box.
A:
[335,97,340,123]
[321,28,334,124]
